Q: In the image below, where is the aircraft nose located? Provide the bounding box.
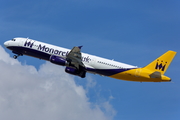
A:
[4,41,9,47]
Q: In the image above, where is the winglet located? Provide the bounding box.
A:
[78,46,83,49]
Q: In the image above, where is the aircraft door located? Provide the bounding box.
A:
[90,56,96,67]
[18,39,24,46]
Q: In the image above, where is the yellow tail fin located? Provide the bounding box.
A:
[144,50,177,74]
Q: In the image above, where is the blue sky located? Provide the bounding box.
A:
[0,0,180,120]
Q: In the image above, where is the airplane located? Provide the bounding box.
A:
[4,37,177,82]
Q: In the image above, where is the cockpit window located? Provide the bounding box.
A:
[11,39,16,41]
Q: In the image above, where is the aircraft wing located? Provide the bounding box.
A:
[66,46,85,69]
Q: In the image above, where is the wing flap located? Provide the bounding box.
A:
[66,46,85,69]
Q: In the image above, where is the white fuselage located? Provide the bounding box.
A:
[4,37,137,77]
[4,37,175,82]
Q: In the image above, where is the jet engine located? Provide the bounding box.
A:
[49,55,86,78]
[49,55,68,66]
[65,67,86,78]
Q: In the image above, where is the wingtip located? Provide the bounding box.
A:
[78,46,83,49]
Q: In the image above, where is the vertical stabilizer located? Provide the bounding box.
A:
[144,50,176,74]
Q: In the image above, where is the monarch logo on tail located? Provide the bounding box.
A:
[155,60,167,71]
[144,50,176,75]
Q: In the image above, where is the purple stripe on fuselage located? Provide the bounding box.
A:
[86,68,134,76]
[7,46,50,60]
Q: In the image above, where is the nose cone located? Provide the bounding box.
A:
[4,41,9,47]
